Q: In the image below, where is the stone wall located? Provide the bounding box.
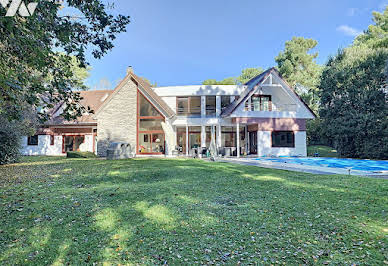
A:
[96,77,138,157]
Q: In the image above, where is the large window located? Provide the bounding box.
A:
[28,135,39,146]
[138,91,165,154]
[221,96,231,111]
[272,131,295,148]
[63,136,85,152]
[247,95,272,111]
[206,96,216,116]
[177,97,201,116]
[139,93,160,117]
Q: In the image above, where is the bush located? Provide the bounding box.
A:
[67,151,97,159]
[0,116,26,165]
[0,125,22,165]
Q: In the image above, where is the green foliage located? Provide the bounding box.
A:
[0,103,38,165]
[355,6,388,49]
[0,157,387,264]
[307,145,338,157]
[202,77,236,85]
[202,67,263,85]
[306,118,326,145]
[236,67,264,84]
[319,47,388,159]
[275,37,323,112]
[66,151,97,159]
[0,1,130,122]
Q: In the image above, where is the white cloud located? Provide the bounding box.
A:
[336,25,362,37]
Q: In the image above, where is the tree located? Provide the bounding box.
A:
[0,1,129,164]
[319,7,388,159]
[319,46,388,159]
[275,37,322,112]
[236,67,264,84]
[355,6,388,49]
[69,56,91,90]
[0,1,130,121]
[203,77,236,85]
[202,67,263,85]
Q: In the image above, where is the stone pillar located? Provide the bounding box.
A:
[186,125,189,156]
[236,123,240,158]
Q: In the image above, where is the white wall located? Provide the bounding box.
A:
[21,135,63,156]
[79,135,94,153]
[257,131,307,157]
[21,134,95,156]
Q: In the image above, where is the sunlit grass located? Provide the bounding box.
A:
[0,156,387,264]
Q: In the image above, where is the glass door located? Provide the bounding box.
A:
[249,132,257,155]
[63,136,85,153]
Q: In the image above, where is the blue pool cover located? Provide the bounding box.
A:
[254,157,388,172]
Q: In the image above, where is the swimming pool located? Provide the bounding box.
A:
[254,157,388,172]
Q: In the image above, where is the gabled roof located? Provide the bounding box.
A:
[96,70,175,118]
[220,68,274,117]
[220,67,316,118]
[130,72,175,118]
[47,90,113,126]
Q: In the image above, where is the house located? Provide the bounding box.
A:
[21,90,112,156]
[21,67,316,157]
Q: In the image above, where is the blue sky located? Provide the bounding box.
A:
[85,0,388,88]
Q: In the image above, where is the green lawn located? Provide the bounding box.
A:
[0,157,387,265]
[308,145,339,157]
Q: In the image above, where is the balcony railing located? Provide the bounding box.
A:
[177,107,201,116]
[272,104,298,112]
[245,103,298,112]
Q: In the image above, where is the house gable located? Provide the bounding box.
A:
[221,68,316,119]
[96,71,175,119]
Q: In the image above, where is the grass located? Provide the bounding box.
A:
[308,145,339,157]
[0,156,387,265]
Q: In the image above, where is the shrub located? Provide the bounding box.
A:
[67,152,97,159]
[0,120,22,165]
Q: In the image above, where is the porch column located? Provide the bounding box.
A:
[257,125,260,157]
[217,126,222,149]
[216,96,221,117]
[201,126,206,148]
[236,123,240,158]
[186,125,189,156]
[201,96,206,117]
[245,126,249,155]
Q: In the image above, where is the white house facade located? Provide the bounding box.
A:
[21,67,316,157]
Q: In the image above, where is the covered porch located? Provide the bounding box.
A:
[175,124,262,158]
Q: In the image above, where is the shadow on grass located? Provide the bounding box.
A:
[0,157,387,264]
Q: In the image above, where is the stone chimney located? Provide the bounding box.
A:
[127,66,133,75]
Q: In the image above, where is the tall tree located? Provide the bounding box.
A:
[319,47,388,159]
[0,1,129,164]
[355,6,388,49]
[202,67,263,85]
[236,67,264,84]
[275,37,322,112]
[0,0,130,121]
